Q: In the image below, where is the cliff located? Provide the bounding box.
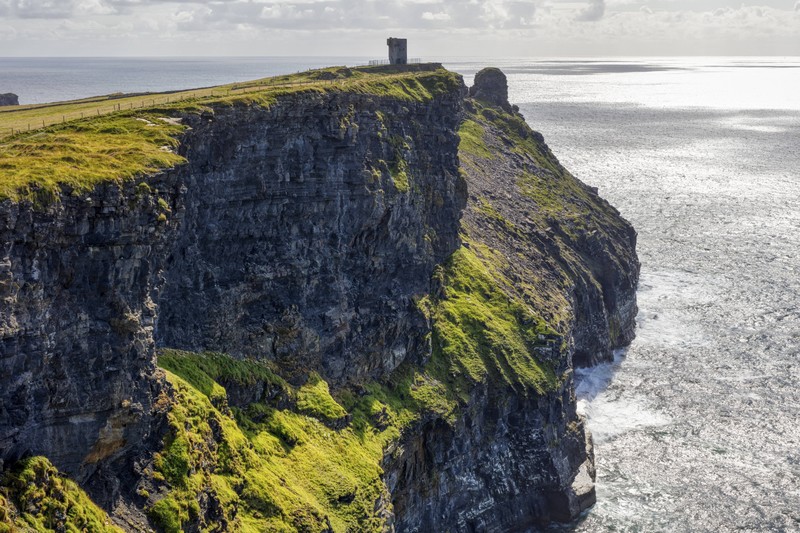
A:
[0,94,18,107]
[0,65,638,532]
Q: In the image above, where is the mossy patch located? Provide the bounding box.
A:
[295,373,348,423]
[151,355,397,532]
[458,119,495,160]
[0,456,122,533]
[389,156,410,193]
[428,244,558,397]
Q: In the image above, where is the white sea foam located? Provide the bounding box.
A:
[575,351,670,444]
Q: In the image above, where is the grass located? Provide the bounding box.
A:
[0,457,122,533]
[428,244,559,397]
[0,64,463,203]
[147,363,394,532]
[148,263,560,533]
[0,113,185,202]
[457,118,495,160]
[389,156,411,193]
[296,374,348,423]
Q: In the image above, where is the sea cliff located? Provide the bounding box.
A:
[0,65,638,532]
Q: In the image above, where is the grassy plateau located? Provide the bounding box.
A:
[0,64,461,202]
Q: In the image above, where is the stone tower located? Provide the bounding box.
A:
[387,38,408,65]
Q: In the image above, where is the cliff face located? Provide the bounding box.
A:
[384,69,638,532]
[386,368,595,532]
[0,172,180,479]
[0,66,638,532]
[156,88,466,385]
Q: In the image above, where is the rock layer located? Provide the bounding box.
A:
[0,173,181,480]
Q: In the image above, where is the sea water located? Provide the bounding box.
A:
[3,56,799,532]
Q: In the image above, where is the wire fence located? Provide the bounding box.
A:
[368,58,422,66]
[1,76,347,139]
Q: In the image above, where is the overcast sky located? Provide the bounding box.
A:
[1,0,799,57]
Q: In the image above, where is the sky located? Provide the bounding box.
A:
[0,0,799,57]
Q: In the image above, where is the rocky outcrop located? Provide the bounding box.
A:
[468,68,511,113]
[0,93,18,106]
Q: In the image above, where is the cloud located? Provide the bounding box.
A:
[575,0,605,22]
[422,12,451,22]
[166,0,541,32]
[2,0,800,57]
[9,0,77,19]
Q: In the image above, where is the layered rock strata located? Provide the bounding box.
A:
[156,88,467,386]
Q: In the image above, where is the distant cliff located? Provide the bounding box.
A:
[0,94,18,107]
[0,65,638,532]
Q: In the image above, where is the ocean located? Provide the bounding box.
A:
[3,56,799,532]
[496,58,800,532]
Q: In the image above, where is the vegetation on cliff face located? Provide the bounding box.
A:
[0,65,461,202]
[428,244,559,397]
[152,351,442,531]
[0,457,122,533]
[150,351,391,532]
[141,235,564,532]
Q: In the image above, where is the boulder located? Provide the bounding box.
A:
[468,67,512,112]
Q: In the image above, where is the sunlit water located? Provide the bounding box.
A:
[3,56,799,531]
[450,57,800,532]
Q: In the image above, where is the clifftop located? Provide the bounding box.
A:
[0,64,461,202]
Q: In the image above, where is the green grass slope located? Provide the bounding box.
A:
[0,457,122,533]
